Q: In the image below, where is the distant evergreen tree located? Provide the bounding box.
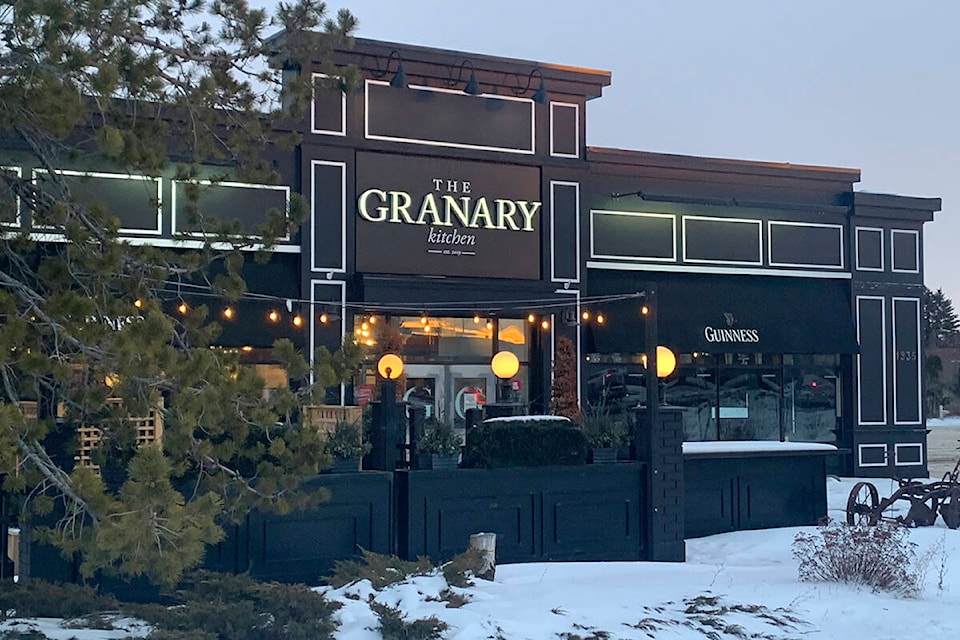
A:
[923,287,960,347]
[550,335,581,421]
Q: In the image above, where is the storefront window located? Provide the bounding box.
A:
[783,354,840,443]
[592,352,840,445]
[396,316,494,362]
[666,354,716,441]
[353,315,530,428]
[716,364,781,441]
[497,319,529,361]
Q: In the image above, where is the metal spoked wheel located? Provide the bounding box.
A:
[846,481,880,526]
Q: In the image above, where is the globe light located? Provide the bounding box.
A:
[642,345,678,378]
[491,350,520,380]
[377,353,404,379]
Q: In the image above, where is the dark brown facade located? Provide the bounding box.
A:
[1,37,940,477]
[294,37,941,477]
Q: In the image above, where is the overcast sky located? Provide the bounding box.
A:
[275,0,958,303]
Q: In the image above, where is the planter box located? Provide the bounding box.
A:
[329,457,362,473]
[422,453,459,470]
[684,442,831,538]
[203,472,393,584]
[589,447,618,464]
[396,463,646,564]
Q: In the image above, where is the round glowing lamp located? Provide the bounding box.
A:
[491,350,520,380]
[642,345,677,378]
[377,353,404,379]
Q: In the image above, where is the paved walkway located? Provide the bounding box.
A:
[927,425,960,479]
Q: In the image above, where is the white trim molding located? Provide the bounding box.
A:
[891,229,920,274]
[549,101,580,158]
[855,226,885,272]
[590,210,677,263]
[310,160,348,273]
[311,73,347,136]
[550,181,581,283]
[767,220,844,269]
[856,295,887,426]
[364,79,536,155]
[171,179,291,241]
[682,215,763,266]
[858,443,888,468]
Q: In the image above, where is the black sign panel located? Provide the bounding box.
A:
[593,211,674,260]
[366,83,534,153]
[857,297,886,424]
[684,217,761,264]
[355,153,541,279]
[769,222,843,268]
[174,182,289,235]
[893,297,921,423]
[0,168,18,225]
[38,171,160,232]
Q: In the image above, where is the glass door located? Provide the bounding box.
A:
[717,354,781,441]
[403,364,497,431]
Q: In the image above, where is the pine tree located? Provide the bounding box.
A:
[550,335,581,421]
[0,1,359,585]
[923,287,960,347]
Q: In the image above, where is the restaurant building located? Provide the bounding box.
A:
[298,37,940,477]
[3,36,940,478]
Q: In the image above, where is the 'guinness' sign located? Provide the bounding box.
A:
[703,312,760,344]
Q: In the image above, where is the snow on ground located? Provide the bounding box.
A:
[5,476,960,639]
[927,415,960,428]
[320,476,960,640]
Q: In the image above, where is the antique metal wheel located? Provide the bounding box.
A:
[846,481,880,526]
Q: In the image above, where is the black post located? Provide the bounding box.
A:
[381,378,403,470]
[645,285,659,442]
[408,405,426,470]
[640,285,685,562]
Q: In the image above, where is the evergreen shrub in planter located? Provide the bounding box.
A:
[418,418,462,470]
[323,417,371,472]
[461,416,587,468]
[580,403,630,464]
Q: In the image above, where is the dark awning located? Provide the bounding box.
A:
[586,272,858,355]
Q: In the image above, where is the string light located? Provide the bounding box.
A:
[420,314,428,325]
[473,314,481,325]
[222,307,234,320]
[486,319,494,331]
[596,313,606,325]
[369,315,377,325]
[424,324,432,333]
[361,322,369,331]
[177,302,188,315]
[641,305,649,316]
[581,310,591,322]
[268,310,279,322]
[319,312,329,324]
[134,299,143,309]
[540,318,550,330]
[527,313,536,324]
[292,314,303,327]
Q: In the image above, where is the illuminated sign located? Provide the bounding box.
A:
[355,153,542,279]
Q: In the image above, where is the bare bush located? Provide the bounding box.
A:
[792,519,924,597]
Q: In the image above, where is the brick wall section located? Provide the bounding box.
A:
[642,407,685,561]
